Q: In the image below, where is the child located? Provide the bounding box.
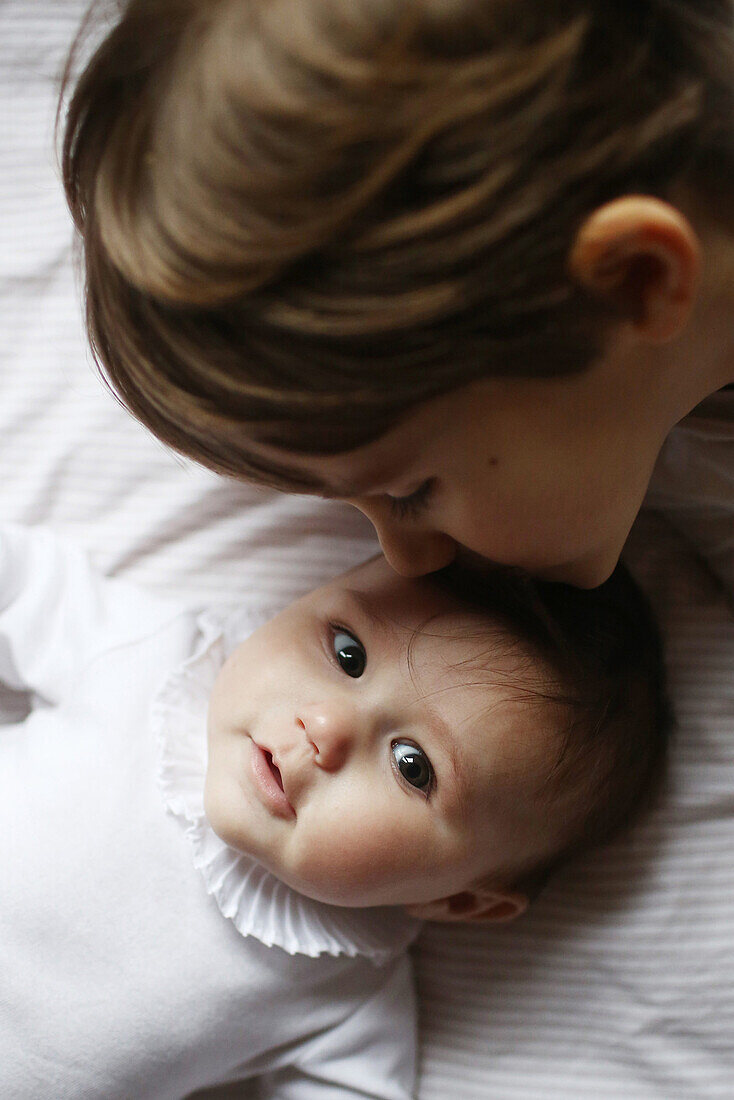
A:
[1,523,667,1099]
[61,0,734,585]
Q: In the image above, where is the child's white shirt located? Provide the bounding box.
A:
[646,388,734,596]
[0,524,420,1100]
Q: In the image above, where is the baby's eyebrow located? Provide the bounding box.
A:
[435,719,475,826]
[421,656,486,824]
[432,709,465,811]
[340,587,390,633]
[406,673,466,811]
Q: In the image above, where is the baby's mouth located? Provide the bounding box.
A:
[265,751,284,792]
[249,741,295,819]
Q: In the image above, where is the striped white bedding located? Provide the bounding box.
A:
[2,5,733,1097]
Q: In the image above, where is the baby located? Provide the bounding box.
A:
[0,524,668,1099]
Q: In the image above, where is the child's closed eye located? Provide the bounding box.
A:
[386,478,435,521]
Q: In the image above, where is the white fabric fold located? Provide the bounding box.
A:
[152,607,422,963]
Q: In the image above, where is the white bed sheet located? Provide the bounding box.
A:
[2,6,733,1098]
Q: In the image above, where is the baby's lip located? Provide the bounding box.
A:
[250,741,296,819]
[269,751,303,814]
[265,751,289,800]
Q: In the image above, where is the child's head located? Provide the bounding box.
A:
[204,554,669,919]
[64,1,734,584]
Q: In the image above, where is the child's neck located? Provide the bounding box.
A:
[672,192,734,405]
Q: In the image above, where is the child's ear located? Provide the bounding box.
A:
[567,195,701,344]
[404,887,528,924]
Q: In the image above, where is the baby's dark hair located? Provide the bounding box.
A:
[430,559,671,897]
[61,1,734,481]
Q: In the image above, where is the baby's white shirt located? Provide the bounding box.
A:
[0,524,419,1100]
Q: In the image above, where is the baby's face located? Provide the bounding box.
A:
[205,557,563,909]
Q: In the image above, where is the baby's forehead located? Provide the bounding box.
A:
[335,559,532,663]
[332,556,503,630]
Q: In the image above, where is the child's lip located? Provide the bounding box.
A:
[249,741,296,819]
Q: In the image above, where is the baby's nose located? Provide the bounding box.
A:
[297,703,355,771]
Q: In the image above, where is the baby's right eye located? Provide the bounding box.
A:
[332,630,366,678]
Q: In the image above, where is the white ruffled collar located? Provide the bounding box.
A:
[152,605,422,963]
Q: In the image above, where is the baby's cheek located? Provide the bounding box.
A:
[203,764,245,850]
[290,806,423,907]
[202,768,233,847]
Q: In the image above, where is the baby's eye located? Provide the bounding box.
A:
[332,630,366,678]
[391,740,433,793]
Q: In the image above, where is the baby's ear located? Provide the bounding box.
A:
[405,887,527,924]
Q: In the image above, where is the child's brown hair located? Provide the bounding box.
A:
[62,0,734,482]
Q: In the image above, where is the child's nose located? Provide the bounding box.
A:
[361,507,457,577]
[297,702,356,771]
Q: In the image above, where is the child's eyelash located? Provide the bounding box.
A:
[386,478,435,521]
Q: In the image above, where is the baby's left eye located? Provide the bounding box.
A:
[332,630,366,678]
[392,741,433,792]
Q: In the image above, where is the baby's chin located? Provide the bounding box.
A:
[248,848,418,909]
[266,865,403,910]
